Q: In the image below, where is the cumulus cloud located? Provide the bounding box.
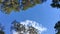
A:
[12,20,47,34]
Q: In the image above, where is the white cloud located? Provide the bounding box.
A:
[12,30,19,34]
[12,20,47,34]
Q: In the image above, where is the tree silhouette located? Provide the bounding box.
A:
[11,20,39,34]
[0,0,46,14]
[27,26,38,34]
[54,21,60,34]
[0,24,5,34]
[51,0,60,8]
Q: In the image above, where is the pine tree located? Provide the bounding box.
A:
[54,21,60,34]
[11,20,39,34]
[51,0,60,8]
[0,0,46,14]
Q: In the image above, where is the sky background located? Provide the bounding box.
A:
[0,0,60,34]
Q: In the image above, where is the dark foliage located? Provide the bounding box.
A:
[54,21,60,34]
[0,0,46,14]
[0,30,5,34]
[11,20,39,34]
[51,0,60,8]
[0,24,5,34]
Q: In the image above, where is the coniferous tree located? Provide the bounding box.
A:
[54,21,60,34]
[0,0,46,14]
[11,20,39,34]
[51,0,60,8]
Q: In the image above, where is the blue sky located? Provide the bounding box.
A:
[0,0,60,34]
